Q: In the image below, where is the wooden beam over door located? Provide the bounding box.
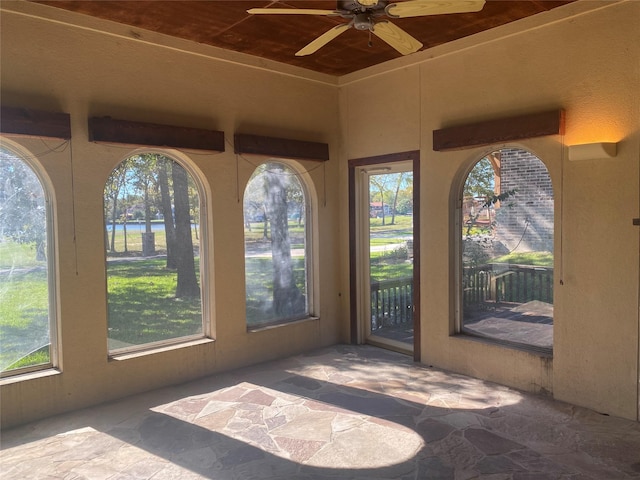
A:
[433,110,565,151]
[1,106,71,139]
[88,117,225,152]
[234,134,329,162]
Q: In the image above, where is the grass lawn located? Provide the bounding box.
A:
[2,217,414,367]
[370,263,412,282]
[370,238,406,247]
[0,241,42,268]
[105,225,201,256]
[369,215,413,236]
[491,251,553,267]
[107,258,202,349]
[0,266,50,371]
[244,221,305,244]
[5,348,49,370]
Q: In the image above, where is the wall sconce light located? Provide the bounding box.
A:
[568,142,617,161]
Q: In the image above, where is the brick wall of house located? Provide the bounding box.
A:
[495,148,554,253]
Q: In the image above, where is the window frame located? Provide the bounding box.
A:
[104,149,211,357]
[0,139,59,378]
[243,159,316,330]
[455,146,554,355]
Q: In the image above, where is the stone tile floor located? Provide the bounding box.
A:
[2,344,640,479]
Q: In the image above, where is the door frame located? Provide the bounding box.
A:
[348,151,421,361]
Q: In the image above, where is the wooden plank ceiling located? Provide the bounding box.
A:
[36,1,575,76]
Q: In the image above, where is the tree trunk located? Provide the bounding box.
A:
[144,185,152,234]
[262,205,269,240]
[122,208,128,253]
[142,184,156,257]
[390,172,405,226]
[35,239,46,262]
[171,162,200,298]
[157,160,177,269]
[265,166,304,317]
[110,196,118,252]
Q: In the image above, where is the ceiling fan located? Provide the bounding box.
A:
[247,0,486,56]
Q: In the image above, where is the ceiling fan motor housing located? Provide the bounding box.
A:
[340,0,388,14]
[353,13,374,30]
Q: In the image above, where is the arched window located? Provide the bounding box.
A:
[0,145,56,375]
[104,153,206,353]
[244,161,311,328]
[460,148,554,352]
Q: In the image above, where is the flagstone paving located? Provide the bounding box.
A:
[2,345,640,479]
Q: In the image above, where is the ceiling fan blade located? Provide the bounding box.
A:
[247,8,339,16]
[371,21,423,55]
[296,23,351,56]
[386,0,485,18]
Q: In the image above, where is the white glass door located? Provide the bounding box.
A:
[359,162,415,354]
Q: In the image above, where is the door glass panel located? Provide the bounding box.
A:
[367,168,414,349]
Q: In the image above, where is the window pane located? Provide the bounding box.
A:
[0,147,52,373]
[461,149,553,351]
[105,154,203,352]
[244,162,308,327]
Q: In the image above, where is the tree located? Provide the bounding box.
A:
[105,157,138,254]
[464,189,517,236]
[370,173,404,226]
[389,172,406,225]
[128,154,159,256]
[462,156,497,236]
[244,168,270,240]
[0,149,46,260]
[369,175,390,225]
[156,156,177,268]
[463,156,518,236]
[286,178,305,227]
[264,163,305,317]
[243,168,269,241]
[189,182,200,241]
[104,154,200,299]
[171,160,200,298]
[396,182,413,215]
[464,157,495,199]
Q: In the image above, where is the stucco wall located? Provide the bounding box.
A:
[340,1,639,419]
[0,2,343,428]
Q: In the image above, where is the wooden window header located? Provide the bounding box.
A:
[234,133,329,162]
[88,117,225,152]
[433,110,565,152]
[348,150,420,168]
[1,106,71,139]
